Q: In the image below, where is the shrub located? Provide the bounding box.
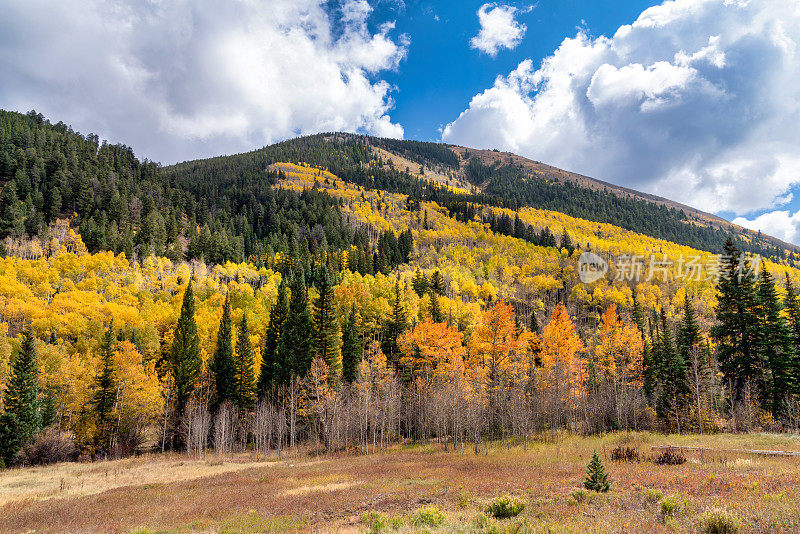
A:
[486,495,526,519]
[584,452,610,492]
[572,489,588,503]
[661,496,680,517]
[21,428,77,466]
[362,511,388,533]
[611,445,640,462]
[654,448,686,465]
[646,489,663,503]
[699,508,742,534]
[411,506,446,527]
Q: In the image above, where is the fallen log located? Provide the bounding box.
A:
[652,445,800,457]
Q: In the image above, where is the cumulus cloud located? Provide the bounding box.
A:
[734,210,800,246]
[445,0,800,220]
[0,0,408,163]
[470,3,527,57]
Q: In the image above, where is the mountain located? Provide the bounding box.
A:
[0,108,795,264]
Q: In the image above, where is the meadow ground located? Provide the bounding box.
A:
[2,432,800,533]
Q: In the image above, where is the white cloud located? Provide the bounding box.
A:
[0,0,408,163]
[445,0,800,218]
[734,210,800,246]
[470,3,527,57]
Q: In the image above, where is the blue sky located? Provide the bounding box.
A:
[2,0,800,243]
[370,1,661,142]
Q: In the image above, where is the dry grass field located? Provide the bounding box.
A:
[2,432,800,533]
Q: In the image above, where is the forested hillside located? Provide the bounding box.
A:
[2,109,800,467]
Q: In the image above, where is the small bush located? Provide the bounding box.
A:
[411,505,446,527]
[584,452,610,492]
[572,489,588,503]
[654,448,686,465]
[699,508,742,534]
[611,445,640,462]
[21,428,77,466]
[486,495,526,519]
[646,489,663,503]
[362,511,388,533]
[661,496,680,517]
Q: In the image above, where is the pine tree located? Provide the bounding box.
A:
[170,281,202,421]
[658,311,688,429]
[382,280,408,365]
[429,270,445,296]
[0,181,22,239]
[341,305,362,383]
[584,452,610,492]
[712,239,760,402]
[259,277,288,396]
[93,324,117,453]
[278,268,314,379]
[784,275,800,394]
[755,265,794,414]
[211,293,236,405]
[529,311,540,335]
[411,268,428,297]
[314,265,341,383]
[234,313,257,411]
[0,327,41,466]
[429,289,444,323]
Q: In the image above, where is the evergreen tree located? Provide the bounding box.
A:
[658,311,688,428]
[429,270,445,296]
[784,275,800,394]
[382,280,408,365]
[429,289,444,323]
[0,328,41,466]
[411,268,429,297]
[0,181,22,239]
[755,265,794,414]
[712,239,760,403]
[278,268,314,379]
[584,452,610,492]
[210,292,236,405]
[170,281,202,421]
[259,277,288,396]
[341,305,362,383]
[529,311,540,334]
[92,324,117,453]
[314,265,341,382]
[234,313,257,410]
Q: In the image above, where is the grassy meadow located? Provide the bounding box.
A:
[2,432,800,533]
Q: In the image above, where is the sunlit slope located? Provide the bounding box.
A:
[274,161,800,327]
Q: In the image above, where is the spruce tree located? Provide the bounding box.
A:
[784,276,800,394]
[712,239,760,402]
[278,268,314,379]
[411,268,428,297]
[170,281,202,421]
[382,280,408,365]
[658,311,688,428]
[0,328,41,465]
[210,293,236,405]
[93,324,117,453]
[234,313,257,410]
[259,277,288,396]
[341,305,362,383]
[429,270,445,296]
[314,265,341,382]
[755,265,793,414]
[529,311,540,335]
[584,452,610,492]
